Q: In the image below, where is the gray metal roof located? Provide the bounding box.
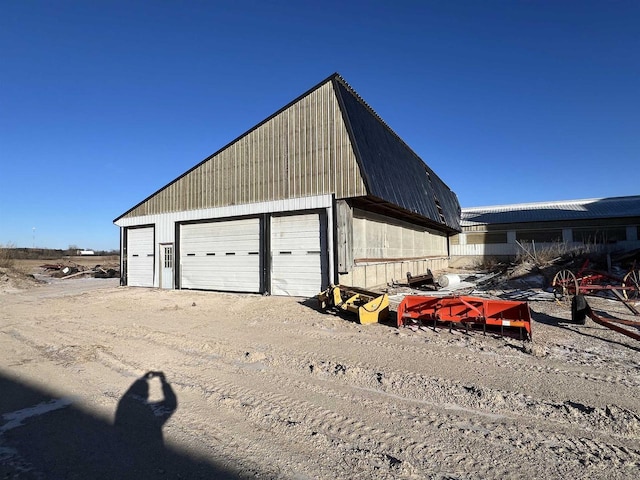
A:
[461,196,640,226]
[333,76,461,231]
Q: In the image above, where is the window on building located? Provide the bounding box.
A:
[516,230,562,243]
[466,232,508,244]
[164,246,173,268]
[573,227,627,244]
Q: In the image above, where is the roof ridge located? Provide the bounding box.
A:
[333,74,395,134]
[462,195,640,212]
[333,75,441,181]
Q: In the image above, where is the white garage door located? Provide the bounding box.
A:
[127,227,154,287]
[180,218,260,292]
[271,214,324,297]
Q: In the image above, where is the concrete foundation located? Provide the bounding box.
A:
[338,256,449,289]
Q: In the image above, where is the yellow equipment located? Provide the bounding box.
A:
[317,285,389,325]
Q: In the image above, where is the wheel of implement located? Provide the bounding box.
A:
[552,269,579,302]
[622,269,640,300]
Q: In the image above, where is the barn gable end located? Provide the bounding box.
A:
[116,78,367,220]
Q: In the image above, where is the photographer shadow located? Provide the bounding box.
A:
[0,371,240,479]
[108,371,240,478]
[113,371,177,467]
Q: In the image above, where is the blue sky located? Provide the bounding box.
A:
[1,1,638,250]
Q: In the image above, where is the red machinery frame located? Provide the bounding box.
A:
[572,295,640,342]
[552,259,639,302]
[397,295,532,341]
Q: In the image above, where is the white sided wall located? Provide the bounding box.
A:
[116,195,334,291]
[352,209,448,260]
[338,257,449,289]
[116,196,455,292]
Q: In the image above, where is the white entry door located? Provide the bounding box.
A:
[160,244,174,289]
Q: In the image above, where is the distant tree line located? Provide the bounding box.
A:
[0,247,119,260]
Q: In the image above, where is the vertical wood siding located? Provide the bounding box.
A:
[123,82,366,218]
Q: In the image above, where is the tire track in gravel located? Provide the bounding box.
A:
[97,348,452,478]
[51,322,640,475]
[2,327,356,479]
[272,365,640,474]
[239,357,640,476]
[170,371,477,478]
[20,325,482,477]
[541,340,640,370]
[68,322,640,441]
[266,323,640,389]
[2,328,116,368]
[99,319,640,393]
[10,321,640,441]
[6,322,640,478]
[164,364,640,478]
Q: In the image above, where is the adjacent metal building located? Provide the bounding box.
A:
[114,73,460,296]
[450,195,640,266]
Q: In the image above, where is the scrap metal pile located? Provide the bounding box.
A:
[41,263,120,279]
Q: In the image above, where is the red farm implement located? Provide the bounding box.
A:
[397,295,532,341]
[552,260,640,303]
[571,294,640,342]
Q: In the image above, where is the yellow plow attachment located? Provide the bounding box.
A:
[317,285,389,325]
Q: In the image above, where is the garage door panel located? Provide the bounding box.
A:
[180,219,260,292]
[271,214,324,297]
[127,227,154,287]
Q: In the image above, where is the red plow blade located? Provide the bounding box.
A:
[397,295,532,341]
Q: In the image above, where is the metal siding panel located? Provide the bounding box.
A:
[116,195,333,228]
[352,209,449,259]
[127,227,154,287]
[119,81,366,220]
[271,214,323,297]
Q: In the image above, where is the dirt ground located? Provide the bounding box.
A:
[1,264,639,479]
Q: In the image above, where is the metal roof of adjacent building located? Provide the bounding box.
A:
[461,195,640,227]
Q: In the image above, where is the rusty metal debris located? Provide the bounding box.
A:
[406,270,435,289]
[40,263,119,279]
